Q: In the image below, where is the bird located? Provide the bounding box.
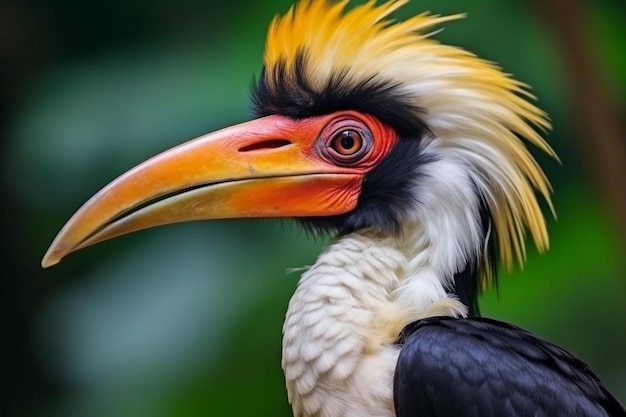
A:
[42,1,625,416]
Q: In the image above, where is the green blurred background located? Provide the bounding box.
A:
[2,0,625,416]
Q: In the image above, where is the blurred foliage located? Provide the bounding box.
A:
[1,0,624,416]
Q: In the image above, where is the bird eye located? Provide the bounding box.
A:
[331,130,363,156]
[317,115,375,166]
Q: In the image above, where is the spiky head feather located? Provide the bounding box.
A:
[255,0,556,286]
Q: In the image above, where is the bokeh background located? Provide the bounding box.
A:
[2,0,625,416]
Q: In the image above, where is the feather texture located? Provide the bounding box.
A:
[394,318,626,417]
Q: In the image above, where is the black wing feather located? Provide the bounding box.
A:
[394,317,626,417]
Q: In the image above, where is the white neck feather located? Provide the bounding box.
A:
[282,154,484,416]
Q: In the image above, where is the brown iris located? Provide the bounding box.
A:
[331,130,363,155]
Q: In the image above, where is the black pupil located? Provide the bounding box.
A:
[340,132,355,149]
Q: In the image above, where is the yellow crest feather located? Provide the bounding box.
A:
[264,0,556,285]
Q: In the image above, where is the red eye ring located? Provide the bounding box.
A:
[331,129,363,156]
[319,117,374,166]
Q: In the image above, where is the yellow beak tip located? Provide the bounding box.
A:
[41,251,62,269]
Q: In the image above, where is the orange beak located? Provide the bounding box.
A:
[42,111,397,267]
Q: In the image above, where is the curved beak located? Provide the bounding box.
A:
[42,114,364,267]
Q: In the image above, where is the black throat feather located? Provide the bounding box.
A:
[451,194,498,317]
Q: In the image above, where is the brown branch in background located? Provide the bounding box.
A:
[532,0,626,253]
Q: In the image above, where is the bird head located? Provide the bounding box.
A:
[42,0,555,290]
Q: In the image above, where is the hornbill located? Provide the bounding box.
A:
[42,1,625,416]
